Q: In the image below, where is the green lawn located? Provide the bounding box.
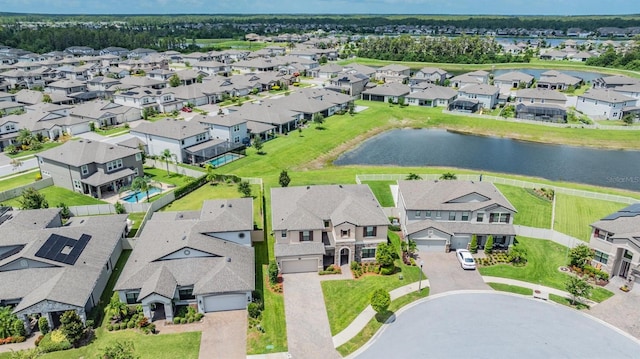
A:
[336,288,430,357]
[126,212,146,238]
[495,184,552,228]
[553,194,626,241]
[95,126,130,136]
[487,282,534,296]
[247,261,287,354]
[0,170,40,192]
[362,181,395,207]
[479,237,613,303]
[549,293,590,310]
[144,167,194,187]
[6,141,64,159]
[194,39,269,51]
[322,232,423,335]
[2,186,106,207]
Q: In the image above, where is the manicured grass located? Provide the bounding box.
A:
[2,186,107,207]
[195,39,269,51]
[596,120,640,127]
[126,212,146,238]
[5,141,64,159]
[479,237,613,302]
[247,262,287,354]
[0,170,40,192]
[94,126,130,136]
[362,181,395,207]
[549,293,590,310]
[144,167,194,187]
[487,282,534,296]
[495,184,552,228]
[553,194,626,241]
[322,232,423,335]
[336,288,430,357]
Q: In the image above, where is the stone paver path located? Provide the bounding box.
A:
[589,277,640,340]
[418,251,490,294]
[482,276,598,307]
[283,272,340,359]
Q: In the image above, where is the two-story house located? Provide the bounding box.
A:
[451,84,499,111]
[374,64,411,84]
[195,113,249,146]
[589,204,640,283]
[576,89,637,120]
[449,70,489,89]
[515,88,568,122]
[36,139,143,198]
[114,199,255,321]
[410,67,448,86]
[271,185,389,273]
[396,180,517,252]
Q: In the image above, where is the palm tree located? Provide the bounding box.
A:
[406,173,422,180]
[131,176,150,202]
[105,292,128,322]
[440,172,457,180]
[16,128,34,149]
[161,149,173,176]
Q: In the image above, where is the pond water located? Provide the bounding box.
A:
[492,68,605,82]
[334,129,640,191]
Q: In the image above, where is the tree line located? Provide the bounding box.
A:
[586,46,640,71]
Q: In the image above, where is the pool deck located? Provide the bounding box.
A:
[101,182,173,204]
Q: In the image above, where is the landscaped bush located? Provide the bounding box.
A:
[38,316,50,335]
[248,302,263,319]
[127,321,135,329]
[268,260,279,285]
[107,324,114,331]
[319,264,342,275]
[174,174,208,199]
[119,322,127,330]
[37,330,72,353]
[173,317,181,325]
[34,334,44,346]
[180,318,187,324]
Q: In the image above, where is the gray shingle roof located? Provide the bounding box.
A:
[407,85,457,101]
[131,118,208,140]
[406,219,516,236]
[579,89,635,103]
[362,83,411,97]
[459,84,499,96]
[516,88,567,101]
[36,139,141,167]
[494,71,534,83]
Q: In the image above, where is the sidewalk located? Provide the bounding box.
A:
[482,276,598,307]
[332,279,429,347]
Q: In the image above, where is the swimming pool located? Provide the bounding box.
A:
[207,153,241,167]
[121,187,162,203]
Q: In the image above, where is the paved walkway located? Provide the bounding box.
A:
[283,272,340,359]
[418,251,490,294]
[332,279,429,347]
[482,276,598,307]
[0,333,38,354]
[589,276,640,340]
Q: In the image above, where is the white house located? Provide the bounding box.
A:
[576,89,637,120]
[457,84,499,109]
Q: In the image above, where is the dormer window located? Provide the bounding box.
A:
[81,165,89,175]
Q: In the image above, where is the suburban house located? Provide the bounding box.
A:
[36,139,143,198]
[194,113,250,146]
[312,63,344,79]
[449,70,489,89]
[515,103,567,123]
[325,73,369,96]
[593,75,640,89]
[493,71,534,92]
[515,88,567,106]
[0,208,127,330]
[454,84,499,110]
[361,83,410,103]
[228,101,302,135]
[115,199,254,321]
[374,64,410,84]
[343,63,376,79]
[537,70,583,91]
[271,184,389,274]
[576,89,637,120]
[113,87,183,114]
[396,180,517,252]
[588,204,640,283]
[69,100,140,127]
[410,67,448,85]
[406,85,458,107]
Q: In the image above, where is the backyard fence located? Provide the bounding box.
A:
[145,159,205,178]
[355,174,639,204]
[69,202,151,216]
[0,177,53,203]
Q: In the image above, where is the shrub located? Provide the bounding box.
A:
[174,174,208,200]
[38,316,50,335]
[569,244,593,269]
[84,319,94,329]
[370,289,391,314]
[195,313,204,321]
[127,321,135,329]
[35,334,44,346]
[12,319,25,337]
[173,317,181,325]
[484,235,494,255]
[119,322,127,330]
[187,317,194,323]
[380,266,395,275]
[268,260,279,285]
[350,261,361,271]
[469,234,478,254]
[35,173,42,181]
[180,318,187,324]
[248,302,262,319]
[38,331,72,353]
[107,324,114,331]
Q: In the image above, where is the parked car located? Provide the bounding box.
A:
[456,249,476,270]
[181,106,192,113]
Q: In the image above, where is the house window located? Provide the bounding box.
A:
[340,229,350,238]
[234,136,240,143]
[281,230,286,238]
[106,159,123,172]
[5,124,15,131]
[178,287,195,300]
[233,125,240,132]
[300,231,312,242]
[489,213,510,223]
[324,220,330,228]
[461,212,470,221]
[448,212,456,221]
[593,250,609,265]
[415,211,421,218]
[477,213,484,222]
[196,133,206,142]
[125,291,139,304]
[435,211,441,219]
[81,165,89,175]
[73,179,82,190]
[364,226,376,237]
[362,248,376,259]
[135,153,142,161]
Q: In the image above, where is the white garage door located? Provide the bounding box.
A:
[450,236,470,250]
[281,258,318,274]
[414,239,446,252]
[203,293,247,312]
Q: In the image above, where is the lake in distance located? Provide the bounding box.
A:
[334,129,640,191]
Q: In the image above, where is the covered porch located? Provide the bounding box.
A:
[183,139,237,164]
[140,294,174,323]
[81,168,136,198]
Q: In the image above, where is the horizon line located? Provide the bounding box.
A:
[0,12,639,17]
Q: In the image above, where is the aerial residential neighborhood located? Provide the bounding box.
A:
[0,4,639,359]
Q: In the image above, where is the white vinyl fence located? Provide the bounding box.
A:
[0,177,53,202]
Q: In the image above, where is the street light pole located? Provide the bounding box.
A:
[418,262,424,291]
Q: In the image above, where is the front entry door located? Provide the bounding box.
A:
[619,260,631,278]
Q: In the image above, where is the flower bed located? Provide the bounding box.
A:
[476,251,510,266]
[171,306,204,325]
[567,265,609,287]
[350,261,381,278]
[319,264,342,275]
[106,306,156,334]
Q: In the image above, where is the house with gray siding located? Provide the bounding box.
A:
[36,139,143,198]
[406,85,457,107]
[374,64,410,84]
[537,70,583,91]
[515,88,567,106]
[410,67,448,86]
[449,70,489,89]
[115,199,254,321]
[361,83,410,103]
[456,84,499,109]
[0,209,127,331]
[576,89,636,120]
[271,185,389,274]
[396,180,517,252]
[493,71,534,93]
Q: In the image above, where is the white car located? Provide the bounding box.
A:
[456,249,476,270]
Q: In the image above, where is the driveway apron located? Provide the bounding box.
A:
[418,251,490,295]
[198,311,247,359]
[284,273,340,359]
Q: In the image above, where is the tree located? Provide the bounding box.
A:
[484,235,494,254]
[58,202,71,220]
[508,245,527,265]
[568,244,593,269]
[100,340,138,359]
[18,187,48,209]
[279,170,291,187]
[169,74,181,87]
[469,234,478,254]
[114,202,126,214]
[59,310,84,347]
[253,137,264,155]
[131,176,150,202]
[375,242,395,269]
[370,289,391,314]
[622,114,635,125]
[312,113,325,128]
[268,260,279,285]
[238,181,252,198]
[160,149,173,175]
[38,316,50,335]
[405,173,422,180]
[565,276,592,306]
[105,293,128,322]
[439,172,457,180]
[0,307,21,339]
[16,128,34,149]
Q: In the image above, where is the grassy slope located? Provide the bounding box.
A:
[144,167,194,187]
[495,184,552,228]
[0,171,39,192]
[553,194,626,241]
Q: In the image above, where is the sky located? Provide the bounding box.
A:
[0,0,636,16]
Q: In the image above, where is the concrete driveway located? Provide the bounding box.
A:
[417,251,490,294]
[353,292,640,358]
[199,310,247,359]
[283,273,340,359]
[589,278,640,340]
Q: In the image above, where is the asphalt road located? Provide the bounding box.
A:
[355,292,640,359]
